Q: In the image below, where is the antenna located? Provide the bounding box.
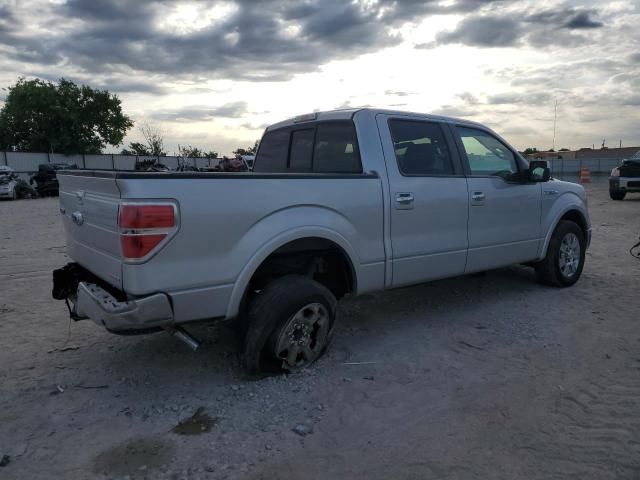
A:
[552,100,559,151]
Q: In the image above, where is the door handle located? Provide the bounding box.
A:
[395,193,414,209]
[471,192,485,202]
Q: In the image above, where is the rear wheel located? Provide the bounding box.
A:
[242,275,337,375]
[609,189,626,200]
[535,220,585,287]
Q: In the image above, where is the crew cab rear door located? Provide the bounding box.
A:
[376,114,469,287]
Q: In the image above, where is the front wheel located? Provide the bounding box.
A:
[609,189,626,200]
[242,275,337,375]
[535,220,585,287]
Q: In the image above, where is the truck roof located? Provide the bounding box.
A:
[266,107,485,131]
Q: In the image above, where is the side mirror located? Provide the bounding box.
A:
[528,160,550,182]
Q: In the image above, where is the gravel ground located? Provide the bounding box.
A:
[0,178,639,479]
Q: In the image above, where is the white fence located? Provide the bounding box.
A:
[0,151,219,177]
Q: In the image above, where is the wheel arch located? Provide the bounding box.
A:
[540,203,590,259]
[225,227,359,319]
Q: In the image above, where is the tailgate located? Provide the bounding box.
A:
[58,172,123,288]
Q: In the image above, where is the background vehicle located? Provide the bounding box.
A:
[52,108,591,374]
[609,153,640,200]
[0,166,19,200]
[30,163,77,196]
[0,166,36,200]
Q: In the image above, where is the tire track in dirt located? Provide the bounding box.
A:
[536,373,640,478]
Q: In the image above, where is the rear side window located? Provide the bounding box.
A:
[254,121,361,174]
[313,122,361,173]
[389,120,454,175]
[253,128,289,172]
[289,129,314,172]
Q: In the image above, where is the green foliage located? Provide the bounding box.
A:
[558,148,570,151]
[523,147,539,154]
[0,77,133,154]
[121,123,165,157]
[121,142,151,156]
[233,140,259,156]
[177,145,218,159]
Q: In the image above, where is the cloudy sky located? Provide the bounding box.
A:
[0,0,639,155]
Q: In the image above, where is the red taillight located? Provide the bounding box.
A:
[121,234,167,259]
[119,205,175,229]
[118,203,177,260]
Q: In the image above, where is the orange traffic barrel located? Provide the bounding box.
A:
[579,167,591,184]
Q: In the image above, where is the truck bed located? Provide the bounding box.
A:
[57,169,385,322]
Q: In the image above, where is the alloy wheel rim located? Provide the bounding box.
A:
[274,302,330,370]
[559,232,580,277]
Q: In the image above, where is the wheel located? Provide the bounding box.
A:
[535,220,585,287]
[609,189,626,200]
[242,275,337,375]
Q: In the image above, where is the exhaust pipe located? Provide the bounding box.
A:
[166,326,200,351]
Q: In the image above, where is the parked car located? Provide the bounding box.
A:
[609,153,640,200]
[0,166,36,200]
[0,166,19,200]
[52,108,591,374]
[30,163,77,196]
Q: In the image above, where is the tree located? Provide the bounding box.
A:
[121,122,166,157]
[177,145,218,159]
[559,148,570,152]
[121,142,151,156]
[0,77,132,153]
[523,147,538,155]
[140,122,165,156]
[233,139,259,156]
[178,144,203,158]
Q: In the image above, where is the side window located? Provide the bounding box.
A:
[313,122,361,173]
[253,128,289,172]
[289,129,314,172]
[389,120,454,175]
[457,127,518,176]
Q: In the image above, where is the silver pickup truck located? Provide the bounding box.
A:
[53,108,591,374]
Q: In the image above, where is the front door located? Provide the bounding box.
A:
[377,115,469,287]
[452,125,542,272]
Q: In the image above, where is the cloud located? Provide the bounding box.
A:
[486,92,553,105]
[526,8,604,29]
[150,101,248,122]
[433,6,605,49]
[436,16,521,47]
[384,90,412,97]
[0,0,509,85]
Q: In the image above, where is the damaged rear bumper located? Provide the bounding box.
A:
[76,282,174,331]
[53,263,174,332]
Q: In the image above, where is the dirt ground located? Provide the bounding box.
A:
[1,178,639,480]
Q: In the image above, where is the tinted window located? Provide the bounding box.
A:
[313,122,361,173]
[289,129,314,172]
[389,120,454,175]
[457,127,518,176]
[253,128,289,172]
